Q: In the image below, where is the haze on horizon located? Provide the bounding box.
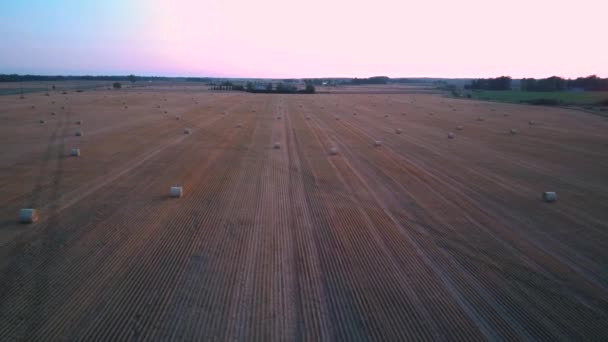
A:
[1,0,606,79]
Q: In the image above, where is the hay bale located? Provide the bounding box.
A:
[329,147,338,155]
[456,125,464,130]
[402,113,406,116]
[334,116,340,121]
[51,112,56,116]
[19,209,39,224]
[384,114,389,118]
[542,191,557,203]
[448,132,455,139]
[39,119,45,124]
[184,128,192,134]
[306,115,311,120]
[373,140,383,147]
[277,116,282,120]
[353,112,357,116]
[70,148,80,157]
[75,130,83,137]
[169,186,183,198]
[477,117,484,121]
[273,142,281,149]
[175,116,180,120]
[395,128,402,134]
[510,128,518,135]
[529,120,535,125]
[236,123,242,128]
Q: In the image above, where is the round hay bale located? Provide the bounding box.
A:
[542,191,557,203]
[184,128,192,134]
[456,125,464,130]
[395,128,402,134]
[306,115,311,120]
[236,123,242,128]
[175,116,180,120]
[70,148,80,157]
[39,119,45,124]
[273,142,281,149]
[510,128,518,135]
[75,130,83,137]
[19,208,39,224]
[384,114,389,118]
[448,132,455,139]
[51,112,56,116]
[169,186,183,198]
[353,112,357,116]
[529,120,535,125]
[373,140,383,147]
[334,116,340,121]
[329,147,338,155]
[277,116,282,120]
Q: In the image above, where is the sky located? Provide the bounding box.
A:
[0,0,606,78]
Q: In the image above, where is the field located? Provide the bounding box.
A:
[1,84,607,340]
[468,89,608,106]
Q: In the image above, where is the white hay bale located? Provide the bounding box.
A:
[19,208,39,224]
[70,148,80,157]
[169,186,183,198]
[329,147,338,155]
[273,142,281,149]
[75,130,83,137]
[184,128,192,134]
[395,128,402,134]
[448,132,455,139]
[456,125,464,130]
[542,191,557,203]
[373,140,383,147]
[510,128,518,135]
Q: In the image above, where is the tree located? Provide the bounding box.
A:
[113,82,122,89]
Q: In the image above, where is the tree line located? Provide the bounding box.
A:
[465,76,512,90]
[467,75,608,91]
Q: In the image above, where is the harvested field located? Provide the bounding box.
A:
[1,85,607,340]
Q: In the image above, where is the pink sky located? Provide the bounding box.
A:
[1,0,606,78]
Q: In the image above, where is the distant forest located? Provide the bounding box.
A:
[466,75,608,91]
